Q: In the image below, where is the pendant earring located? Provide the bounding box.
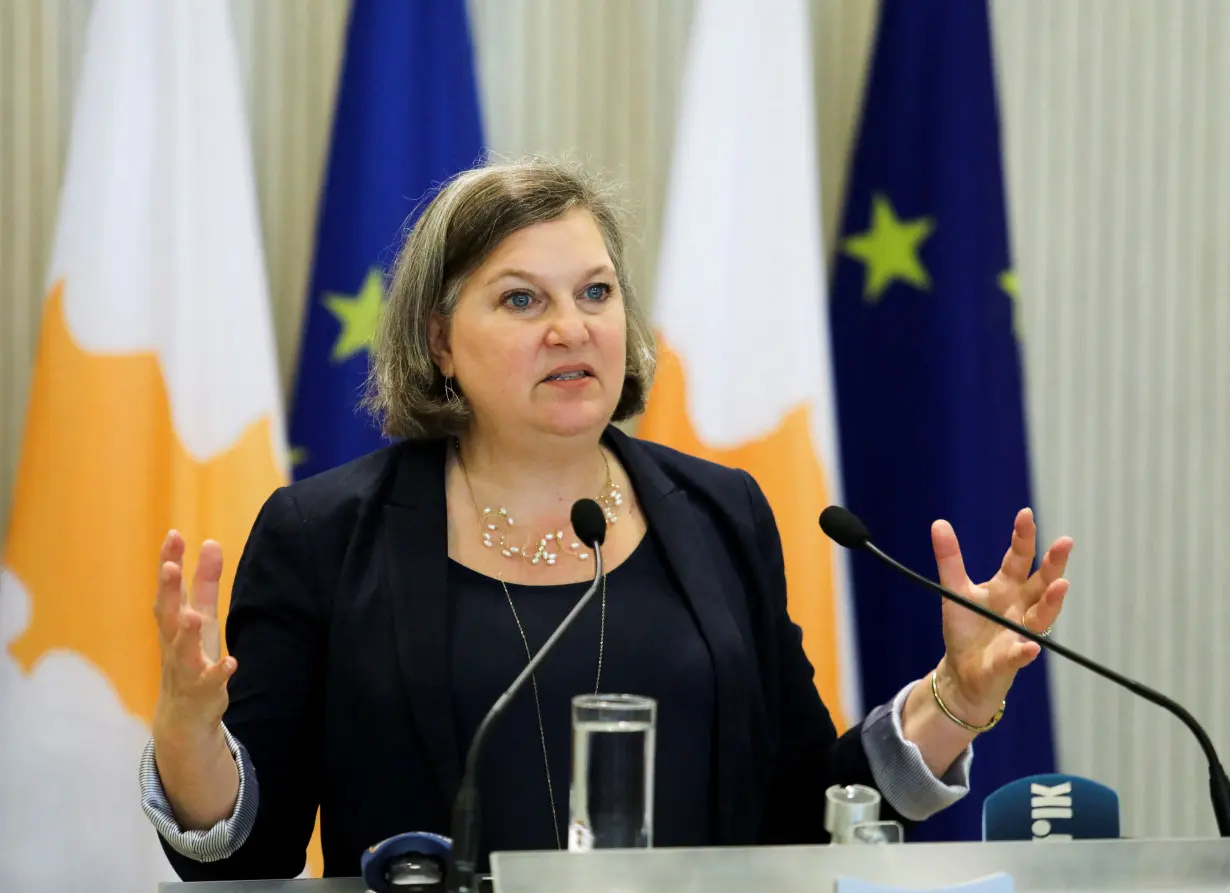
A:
[444,375,461,407]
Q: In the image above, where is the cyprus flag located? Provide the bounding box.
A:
[638,0,861,725]
[0,1,288,889]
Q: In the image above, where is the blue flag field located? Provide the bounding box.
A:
[829,0,1056,841]
[289,0,486,480]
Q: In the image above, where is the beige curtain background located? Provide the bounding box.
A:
[2,0,1229,840]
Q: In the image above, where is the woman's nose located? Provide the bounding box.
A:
[545,302,590,347]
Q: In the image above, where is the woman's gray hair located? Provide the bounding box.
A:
[360,155,657,440]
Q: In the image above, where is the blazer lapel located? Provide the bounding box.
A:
[604,427,758,844]
[381,438,463,809]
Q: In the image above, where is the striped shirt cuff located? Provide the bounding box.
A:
[861,679,974,822]
[139,723,259,862]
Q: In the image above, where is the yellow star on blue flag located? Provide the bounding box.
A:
[999,268,1022,340]
[325,267,385,363]
[840,192,935,303]
[287,0,485,483]
[288,445,310,468]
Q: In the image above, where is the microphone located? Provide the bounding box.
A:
[818,505,1230,838]
[446,498,609,893]
[361,831,454,893]
[982,773,1120,841]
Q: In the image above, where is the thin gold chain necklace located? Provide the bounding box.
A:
[454,439,609,849]
[499,575,604,850]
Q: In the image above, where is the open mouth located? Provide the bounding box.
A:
[543,369,593,382]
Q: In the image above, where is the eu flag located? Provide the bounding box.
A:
[289,0,486,480]
[829,0,1055,840]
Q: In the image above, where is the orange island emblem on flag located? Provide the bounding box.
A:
[635,0,859,729]
[5,281,284,723]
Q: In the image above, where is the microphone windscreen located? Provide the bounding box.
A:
[359,830,452,893]
[571,498,607,547]
[819,506,871,550]
[982,773,1120,841]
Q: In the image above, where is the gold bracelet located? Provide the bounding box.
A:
[930,671,1005,733]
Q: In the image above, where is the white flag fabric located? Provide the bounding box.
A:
[0,0,287,888]
[638,0,861,724]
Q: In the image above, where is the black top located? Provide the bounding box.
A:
[450,534,716,865]
[158,427,899,882]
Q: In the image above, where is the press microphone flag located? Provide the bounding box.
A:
[819,504,1230,837]
[361,831,454,893]
[982,773,1120,841]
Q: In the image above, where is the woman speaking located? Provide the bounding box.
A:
[140,157,1072,881]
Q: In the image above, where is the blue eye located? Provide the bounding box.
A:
[503,290,534,310]
[583,283,611,302]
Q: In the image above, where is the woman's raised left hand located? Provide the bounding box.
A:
[931,508,1074,723]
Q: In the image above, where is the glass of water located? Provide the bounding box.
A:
[568,693,656,852]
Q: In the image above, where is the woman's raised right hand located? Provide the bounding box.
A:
[151,530,238,747]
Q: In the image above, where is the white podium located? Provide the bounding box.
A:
[158,838,1230,893]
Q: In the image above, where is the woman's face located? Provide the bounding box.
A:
[431,207,628,444]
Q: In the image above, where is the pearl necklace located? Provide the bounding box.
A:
[454,439,623,566]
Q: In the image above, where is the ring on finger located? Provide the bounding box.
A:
[1027,622,1053,639]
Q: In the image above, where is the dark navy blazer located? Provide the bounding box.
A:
[160,425,896,880]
